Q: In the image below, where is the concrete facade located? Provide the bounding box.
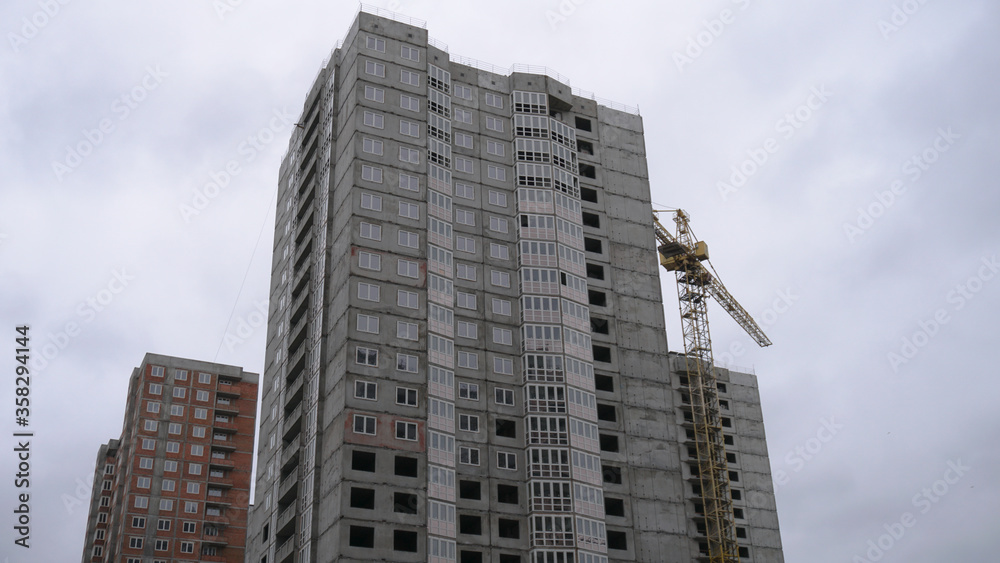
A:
[246,8,782,563]
[80,353,258,563]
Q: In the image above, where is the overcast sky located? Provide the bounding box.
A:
[1,0,998,561]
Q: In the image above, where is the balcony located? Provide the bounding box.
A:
[214,399,240,415]
[208,455,235,469]
[276,536,296,563]
[282,404,302,442]
[278,472,298,505]
[284,375,304,411]
[207,471,233,488]
[281,436,301,473]
[276,502,297,538]
[212,419,238,433]
[211,435,238,452]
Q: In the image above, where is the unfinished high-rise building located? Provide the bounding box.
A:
[246,7,783,563]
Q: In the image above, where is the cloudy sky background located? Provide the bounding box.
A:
[2,0,998,561]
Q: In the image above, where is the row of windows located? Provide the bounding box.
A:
[149,367,215,385]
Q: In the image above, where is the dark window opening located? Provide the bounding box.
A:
[590,317,609,335]
[588,290,606,307]
[729,471,739,482]
[574,116,592,132]
[739,546,750,558]
[498,518,520,539]
[577,140,594,156]
[724,434,735,445]
[495,419,517,438]
[727,453,737,464]
[722,417,732,428]
[581,212,600,228]
[497,485,518,504]
[605,497,625,517]
[687,447,697,458]
[459,480,481,500]
[351,450,375,472]
[686,429,696,440]
[394,492,418,514]
[717,383,728,393]
[395,455,418,477]
[579,163,596,179]
[584,237,603,254]
[349,525,374,548]
[350,487,375,509]
[262,524,269,541]
[580,186,598,201]
[595,374,614,392]
[593,345,612,363]
[394,530,418,552]
[459,515,482,535]
[599,434,619,452]
[734,508,745,519]
[597,403,617,422]
[736,527,747,538]
[461,552,483,563]
[731,489,742,500]
[607,530,628,550]
[602,465,622,484]
[500,556,521,563]
[586,263,605,280]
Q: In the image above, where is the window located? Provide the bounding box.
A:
[399,120,420,137]
[486,116,504,132]
[397,290,418,308]
[129,537,143,549]
[358,282,380,302]
[396,95,419,113]
[359,221,381,241]
[489,216,509,233]
[398,230,419,248]
[170,404,183,416]
[166,442,180,454]
[399,173,419,192]
[485,92,504,108]
[457,292,476,310]
[456,263,477,281]
[362,137,384,156]
[134,496,149,509]
[190,444,204,457]
[198,372,212,384]
[186,482,200,494]
[460,446,480,465]
[192,426,206,438]
[396,456,419,477]
[494,357,514,375]
[137,476,150,488]
[161,479,175,492]
[400,44,420,61]
[354,415,377,435]
[188,463,202,476]
[172,368,186,381]
[399,146,420,163]
[488,190,508,207]
[356,346,379,366]
[490,243,509,259]
[351,487,376,510]
[498,451,517,470]
[455,183,475,199]
[456,209,476,226]
[396,421,418,440]
[138,457,153,470]
[494,387,515,405]
[454,84,473,99]
[493,327,513,345]
[362,111,384,129]
[195,390,209,401]
[397,259,419,278]
[455,157,474,174]
[492,298,512,316]
[358,251,381,271]
[352,450,377,472]
[459,414,479,432]
[397,321,418,341]
[457,320,477,340]
[164,460,178,472]
[459,382,479,400]
[361,192,382,211]
[455,132,473,149]
[458,351,479,369]
[144,419,157,431]
[398,201,419,219]
[487,165,506,181]
[148,383,161,395]
[132,516,146,528]
[365,60,385,78]
[455,235,475,254]
[491,271,511,288]
[366,36,385,52]
[355,380,377,400]
[193,407,207,419]
[487,139,505,157]
[357,314,380,334]
[454,107,473,124]
[364,85,384,103]
[180,541,194,554]
[146,401,160,413]
[172,387,185,398]
[400,69,420,86]
[397,387,418,406]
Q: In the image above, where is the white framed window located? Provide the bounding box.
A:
[459,414,479,432]
[358,250,381,271]
[137,476,151,489]
[164,460,178,472]
[397,353,418,373]
[396,387,418,406]
[397,290,418,309]
[172,387,185,398]
[359,222,382,241]
[132,516,146,528]
[161,479,176,492]
[148,383,161,395]
[142,438,156,450]
[144,419,157,431]
[455,132,473,149]
[487,165,506,181]
[129,537,144,549]
[486,116,504,132]
[455,209,476,226]
[168,422,181,434]
[456,263,477,281]
[495,387,515,405]
[455,183,475,200]
[187,482,200,494]
[364,85,384,103]
[454,84,473,100]
[364,60,385,77]
[396,421,418,440]
[458,350,479,369]
[363,110,384,128]
[490,243,510,259]
[457,320,478,339]
[399,173,419,191]
[400,120,420,137]
[401,44,420,61]
[185,500,198,513]
[455,235,475,254]
[366,36,385,52]
[455,157,473,174]
[487,139,505,157]
[493,327,513,345]
[361,165,383,183]
[459,382,479,400]
[190,444,204,456]
[398,201,419,219]
[155,539,169,551]
[358,282,380,302]
[400,69,420,86]
[491,270,511,288]
[490,216,509,233]
[195,390,209,402]
[397,321,418,341]
[459,446,480,465]
[93,547,103,558]
[192,426,206,438]
[134,496,149,509]
[498,451,517,470]
[353,415,377,435]
[166,442,180,454]
[183,522,197,533]
[170,404,183,416]
[361,192,382,211]
[457,291,476,310]
[488,190,508,207]
[180,541,194,554]
[397,259,419,278]
[357,314,380,334]
[399,146,420,164]
[355,380,377,400]
[454,107,473,124]
[485,92,504,109]
[400,94,419,112]
[398,230,419,248]
[356,346,379,366]
[362,138,383,155]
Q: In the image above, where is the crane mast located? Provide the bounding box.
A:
[653,210,771,563]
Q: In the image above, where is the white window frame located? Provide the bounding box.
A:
[353,414,377,435]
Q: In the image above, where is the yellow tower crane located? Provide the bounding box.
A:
[652,210,772,563]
